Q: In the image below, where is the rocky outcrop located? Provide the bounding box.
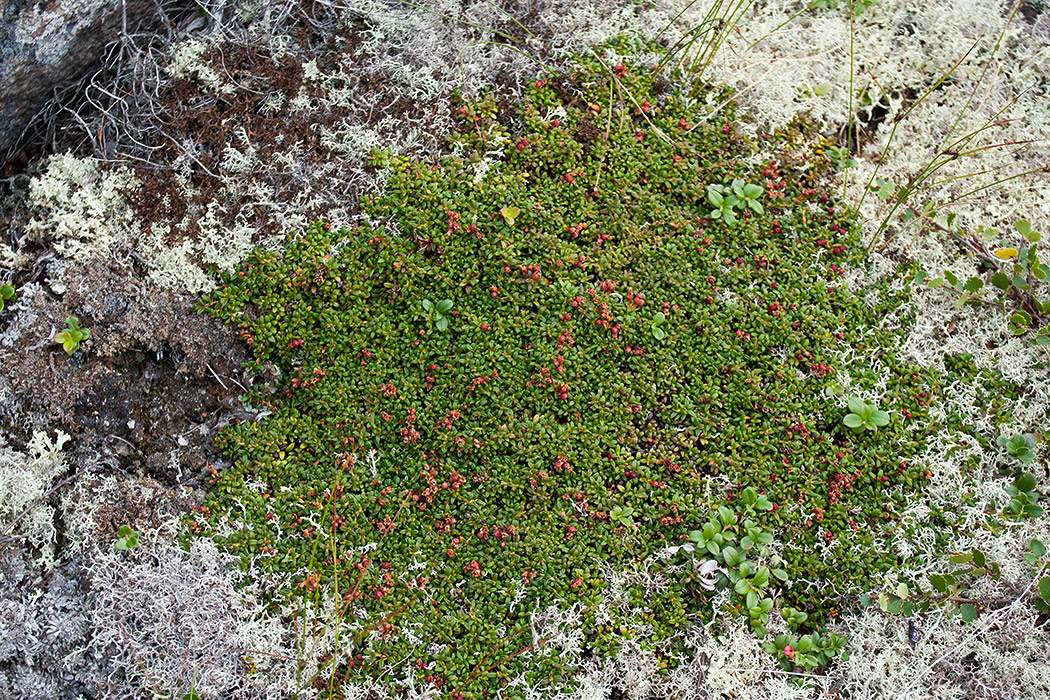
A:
[0,0,172,158]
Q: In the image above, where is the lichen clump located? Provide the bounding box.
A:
[198,47,946,697]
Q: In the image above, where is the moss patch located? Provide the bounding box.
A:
[197,44,957,697]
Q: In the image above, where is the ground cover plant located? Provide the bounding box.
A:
[192,40,977,697]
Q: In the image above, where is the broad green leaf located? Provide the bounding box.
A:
[960,603,977,622]
[1016,473,1037,493]
[991,272,1011,290]
[844,414,863,428]
[930,573,948,594]
[963,277,984,294]
[500,206,520,224]
[944,269,959,286]
[1011,311,1032,328]
[1039,576,1050,603]
[1031,539,1046,557]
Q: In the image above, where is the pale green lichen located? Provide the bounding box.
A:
[0,429,70,569]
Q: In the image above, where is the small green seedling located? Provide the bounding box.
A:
[421,299,453,332]
[610,505,634,527]
[1004,472,1044,521]
[706,180,764,226]
[798,83,831,98]
[115,525,139,550]
[650,311,667,339]
[998,433,1037,463]
[500,206,521,225]
[55,316,90,355]
[826,145,857,170]
[0,284,15,313]
[843,397,889,432]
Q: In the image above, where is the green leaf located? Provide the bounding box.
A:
[1038,576,1050,603]
[963,277,984,294]
[948,553,972,564]
[871,410,890,427]
[844,414,863,428]
[436,317,449,331]
[1017,219,1037,241]
[1011,311,1032,328]
[437,299,454,313]
[972,550,986,569]
[1030,539,1046,558]
[422,299,434,312]
[930,573,948,594]
[960,603,977,622]
[944,269,959,287]
[500,206,520,224]
[707,188,724,206]
[991,272,1011,290]
[1015,473,1037,493]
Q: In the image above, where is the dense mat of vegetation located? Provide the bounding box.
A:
[196,45,958,695]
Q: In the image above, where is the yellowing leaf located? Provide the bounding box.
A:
[994,248,1019,260]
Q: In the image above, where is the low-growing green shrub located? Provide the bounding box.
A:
[196,41,952,697]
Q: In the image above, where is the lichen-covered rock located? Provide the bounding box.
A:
[0,0,170,156]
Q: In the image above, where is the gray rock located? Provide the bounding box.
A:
[0,0,171,157]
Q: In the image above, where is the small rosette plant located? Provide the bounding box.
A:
[844,397,889,433]
[55,316,90,355]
